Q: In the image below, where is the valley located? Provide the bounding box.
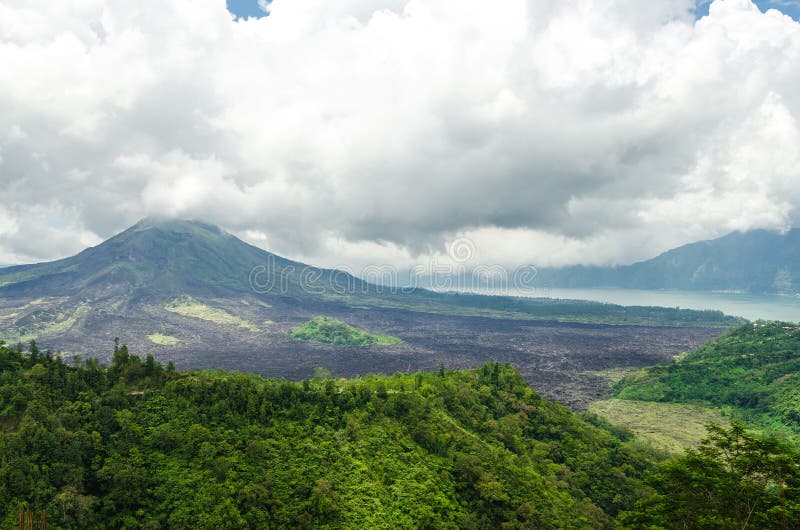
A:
[0,219,732,410]
[0,292,724,410]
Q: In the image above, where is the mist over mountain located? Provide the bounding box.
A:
[536,229,800,294]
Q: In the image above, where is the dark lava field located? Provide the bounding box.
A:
[27,296,723,410]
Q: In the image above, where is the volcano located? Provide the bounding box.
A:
[0,218,731,409]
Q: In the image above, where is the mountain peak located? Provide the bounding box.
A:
[129,216,226,236]
[0,217,295,298]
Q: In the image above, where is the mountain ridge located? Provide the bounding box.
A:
[536,228,800,294]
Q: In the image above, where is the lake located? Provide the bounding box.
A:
[441,286,800,322]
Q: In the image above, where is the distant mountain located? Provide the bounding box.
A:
[0,217,362,299]
[536,229,800,294]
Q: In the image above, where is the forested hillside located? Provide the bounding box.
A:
[0,341,654,529]
[614,322,800,437]
[3,340,800,528]
[617,422,800,529]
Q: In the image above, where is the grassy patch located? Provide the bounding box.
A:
[588,399,728,454]
[0,303,89,343]
[147,333,181,346]
[582,368,639,385]
[0,312,19,322]
[0,297,67,323]
[289,316,403,347]
[165,297,260,332]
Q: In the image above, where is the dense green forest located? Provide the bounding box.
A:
[614,322,800,437]
[0,341,654,528]
[2,340,799,528]
[617,422,800,528]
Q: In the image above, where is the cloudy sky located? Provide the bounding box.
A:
[1,0,799,271]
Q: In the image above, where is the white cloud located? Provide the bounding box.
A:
[0,0,799,269]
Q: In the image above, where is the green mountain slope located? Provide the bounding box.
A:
[613,322,800,437]
[0,344,655,529]
[537,229,800,294]
[0,217,361,299]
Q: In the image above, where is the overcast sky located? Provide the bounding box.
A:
[1,0,800,271]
